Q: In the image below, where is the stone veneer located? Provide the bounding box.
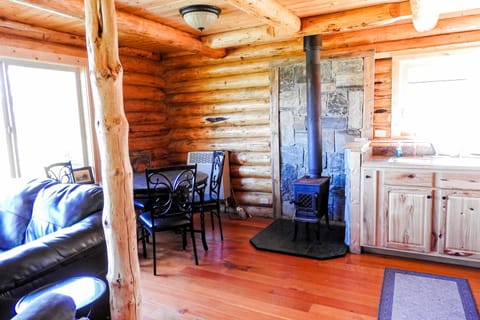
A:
[279,58,364,221]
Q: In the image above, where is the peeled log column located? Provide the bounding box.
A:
[84,0,141,318]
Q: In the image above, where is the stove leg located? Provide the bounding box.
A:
[292,221,298,241]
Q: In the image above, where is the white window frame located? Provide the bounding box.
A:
[0,48,99,179]
[391,46,480,156]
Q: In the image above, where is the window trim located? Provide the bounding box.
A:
[0,50,99,179]
[391,46,480,138]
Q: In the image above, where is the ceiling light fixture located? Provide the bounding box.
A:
[179,4,221,32]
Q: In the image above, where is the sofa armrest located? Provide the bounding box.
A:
[0,212,106,295]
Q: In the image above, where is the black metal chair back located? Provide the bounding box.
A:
[208,151,225,201]
[146,165,197,219]
[194,150,226,242]
[44,161,74,183]
[138,164,199,274]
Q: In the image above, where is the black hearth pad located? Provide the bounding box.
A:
[250,219,348,260]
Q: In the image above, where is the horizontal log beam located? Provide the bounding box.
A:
[126,112,167,124]
[168,125,271,140]
[167,138,270,153]
[9,0,226,58]
[203,2,412,49]
[123,85,165,101]
[0,18,85,47]
[234,191,272,207]
[123,100,166,113]
[322,14,480,51]
[302,2,411,34]
[162,39,304,69]
[231,178,272,193]
[164,57,275,82]
[230,166,272,179]
[226,0,301,33]
[164,72,270,93]
[166,87,270,104]
[229,152,270,166]
[168,101,269,117]
[123,72,165,88]
[166,111,270,128]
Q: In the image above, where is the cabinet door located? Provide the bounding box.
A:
[361,169,377,246]
[383,187,432,252]
[440,190,480,258]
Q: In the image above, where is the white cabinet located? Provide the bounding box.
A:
[360,168,377,246]
[360,166,480,263]
[381,170,434,253]
[437,190,480,259]
[383,187,432,252]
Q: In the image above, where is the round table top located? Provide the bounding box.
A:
[15,276,107,314]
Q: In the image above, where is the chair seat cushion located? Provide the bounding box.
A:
[293,211,321,223]
[138,212,190,231]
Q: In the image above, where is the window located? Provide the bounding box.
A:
[392,47,480,156]
[0,59,94,179]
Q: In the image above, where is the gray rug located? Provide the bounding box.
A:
[249,219,348,260]
[379,268,480,320]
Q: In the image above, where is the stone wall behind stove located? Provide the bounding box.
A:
[279,58,364,221]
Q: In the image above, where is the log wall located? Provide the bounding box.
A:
[161,40,305,216]
[3,13,480,217]
[0,23,167,171]
[373,58,393,138]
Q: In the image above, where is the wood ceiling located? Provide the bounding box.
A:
[1,0,479,58]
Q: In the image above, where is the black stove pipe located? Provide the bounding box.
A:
[303,35,322,179]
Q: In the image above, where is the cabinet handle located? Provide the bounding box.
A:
[426,195,432,199]
[408,174,416,179]
[365,175,372,179]
[442,196,447,200]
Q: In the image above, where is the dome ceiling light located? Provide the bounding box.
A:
[179,4,221,32]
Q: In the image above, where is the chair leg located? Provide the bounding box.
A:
[210,212,215,231]
[215,204,224,241]
[182,228,187,250]
[292,221,298,241]
[199,211,208,251]
[152,232,157,276]
[325,212,331,230]
[190,225,199,265]
[141,228,147,258]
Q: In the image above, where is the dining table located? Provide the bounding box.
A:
[132,171,208,192]
[132,170,210,251]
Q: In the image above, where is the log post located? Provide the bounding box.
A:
[84,0,141,319]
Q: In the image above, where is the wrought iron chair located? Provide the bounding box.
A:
[137,164,199,275]
[194,150,226,241]
[44,161,74,184]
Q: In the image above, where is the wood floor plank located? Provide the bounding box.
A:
[138,216,480,319]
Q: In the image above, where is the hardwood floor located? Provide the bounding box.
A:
[139,216,480,319]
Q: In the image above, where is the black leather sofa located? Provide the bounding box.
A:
[0,178,109,319]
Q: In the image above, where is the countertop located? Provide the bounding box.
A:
[362,155,480,171]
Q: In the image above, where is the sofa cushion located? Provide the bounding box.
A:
[0,178,57,250]
[25,183,103,242]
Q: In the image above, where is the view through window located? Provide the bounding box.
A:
[0,60,93,179]
[391,47,480,156]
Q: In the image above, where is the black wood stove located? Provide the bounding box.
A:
[291,35,331,241]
